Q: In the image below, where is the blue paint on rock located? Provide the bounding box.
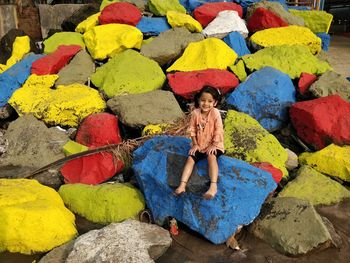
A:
[0,53,44,106]
[316,33,330,52]
[136,17,171,36]
[180,0,225,12]
[223,32,251,57]
[226,67,296,132]
[133,136,276,244]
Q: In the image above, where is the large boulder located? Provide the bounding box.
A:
[299,144,350,182]
[0,53,43,107]
[226,67,296,132]
[279,165,350,205]
[309,70,350,102]
[9,74,106,127]
[43,32,85,54]
[100,0,146,12]
[59,184,145,224]
[136,17,171,36]
[289,10,333,33]
[167,69,239,100]
[61,4,100,32]
[133,136,277,244]
[99,2,142,26]
[223,31,251,57]
[229,59,247,82]
[0,179,77,254]
[91,49,165,98]
[65,220,172,262]
[224,110,288,177]
[75,12,100,34]
[242,45,331,79]
[247,7,288,33]
[0,114,68,170]
[290,95,350,150]
[250,197,334,255]
[148,0,186,16]
[167,38,237,72]
[166,11,202,33]
[107,90,183,128]
[140,27,204,66]
[83,24,143,60]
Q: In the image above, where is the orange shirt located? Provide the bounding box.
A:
[188,108,224,153]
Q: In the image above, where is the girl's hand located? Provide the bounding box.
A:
[189,145,199,155]
[206,145,217,155]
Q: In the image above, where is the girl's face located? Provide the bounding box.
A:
[199,92,217,113]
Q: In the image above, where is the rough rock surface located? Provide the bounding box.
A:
[247,7,288,32]
[39,240,75,263]
[298,72,317,95]
[289,10,333,33]
[43,32,85,54]
[100,0,146,12]
[166,10,202,33]
[75,12,100,34]
[99,2,142,26]
[61,5,100,32]
[229,59,247,81]
[0,104,14,119]
[136,17,171,36]
[140,27,204,66]
[279,165,350,205]
[148,0,186,16]
[65,220,172,263]
[223,31,250,57]
[107,90,183,128]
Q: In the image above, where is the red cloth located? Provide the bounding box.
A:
[252,162,283,183]
[99,2,142,26]
[247,7,288,33]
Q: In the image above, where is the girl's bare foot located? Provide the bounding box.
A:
[174,181,187,196]
[203,182,217,200]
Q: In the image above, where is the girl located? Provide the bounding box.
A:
[174,86,224,199]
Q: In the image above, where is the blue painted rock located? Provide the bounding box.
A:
[0,53,43,107]
[226,67,296,132]
[316,33,330,51]
[133,136,277,244]
[223,31,251,57]
[136,17,171,36]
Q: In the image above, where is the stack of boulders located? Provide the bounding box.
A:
[0,0,349,261]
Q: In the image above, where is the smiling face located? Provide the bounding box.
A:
[198,92,217,114]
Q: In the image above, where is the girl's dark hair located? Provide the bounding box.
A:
[194,86,221,108]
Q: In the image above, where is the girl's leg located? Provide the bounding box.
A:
[174,157,195,195]
[204,154,218,199]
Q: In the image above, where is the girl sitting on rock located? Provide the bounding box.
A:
[174,86,224,199]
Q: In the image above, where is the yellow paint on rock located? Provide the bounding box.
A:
[0,179,77,254]
[83,24,143,60]
[250,25,321,54]
[166,11,202,33]
[167,38,237,72]
[0,36,30,73]
[142,123,169,136]
[299,144,350,182]
[75,12,101,34]
[9,74,106,127]
[63,140,89,156]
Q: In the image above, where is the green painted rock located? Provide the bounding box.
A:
[250,197,333,255]
[228,59,247,82]
[309,70,350,102]
[43,32,85,54]
[58,183,145,224]
[279,165,350,205]
[242,45,331,79]
[148,0,186,16]
[299,144,350,182]
[91,49,165,98]
[289,10,333,33]
[224,110,288,177]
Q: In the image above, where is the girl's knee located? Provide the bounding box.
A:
[207,154,217,162]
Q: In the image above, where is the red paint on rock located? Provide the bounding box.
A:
[99,2,142,26]
[193,2,243,27]
[31,45,81,75]
[252,162,283,183]
[298,72,317,95]
[247,7,288,33]
[167,69,239,100]
[290,95,350,150]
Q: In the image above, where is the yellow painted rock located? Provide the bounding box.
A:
[43,32,85,54]
[63,140,89,156]
[142,123,169,136]
[9,74,106,127]
[167,38,237,72]
[75,12,101,34]
[59,183,145,224]
[299,144,350,182]
[0,36,30,73]
[83,24,143,60]
[289,10,333,33]
[148,0,186,16]
[250,25,321,54]
[0,179,77,254]
[279,165,350,205]
[166,11,202,33]
[224,110,288,177]
[229,59,247,82]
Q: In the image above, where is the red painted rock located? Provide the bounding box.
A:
[167,69,239,100]
[252,162,283,183]
[247,7,288,33]
[99,2,142,26]
[193,2,243,27]
[290,95,350,150]
[298,72,317,95]
[31,45,81,75]
[76,113,122,147]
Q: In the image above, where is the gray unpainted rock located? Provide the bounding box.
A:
[0,5,17,51]
[123,0,146,11]
[140,27,204,66]
[39,4,86,39]
[0,114,68,170]
[56,50,95,86]
[39,240,75,263]
[309,70,350,102]
[285,148,298,170]
[65,220,172,263]
[107,90,184,128]
[0,104,15,119]
[250,197,333,255]
[61,4,100,32]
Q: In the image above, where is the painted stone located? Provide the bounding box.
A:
[99,2,142,26]
[289,10,333,33]
[148,0,186,16]
[223,31,250,57]
[166,11,202,33]
[247,7,288,33]
[136,17,171,36]
[43,32,85,54]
